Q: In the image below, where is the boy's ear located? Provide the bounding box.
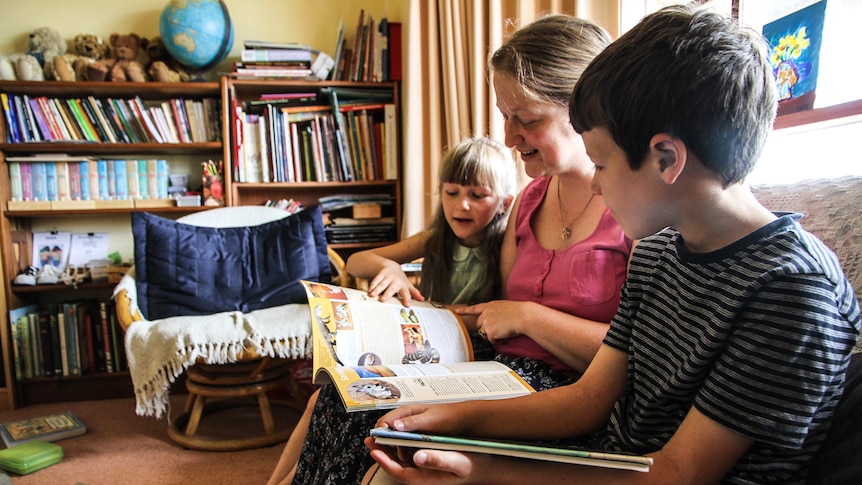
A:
[649,133,686,184]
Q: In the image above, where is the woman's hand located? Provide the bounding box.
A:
[368,261,425,306]
[455,300,530,343]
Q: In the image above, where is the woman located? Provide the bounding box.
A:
[274,14,632,485]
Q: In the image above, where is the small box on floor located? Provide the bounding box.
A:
[0,441,63,475]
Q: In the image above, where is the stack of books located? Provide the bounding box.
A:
[232,40,313,79]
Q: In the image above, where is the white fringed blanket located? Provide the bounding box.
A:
[113,274,313,419]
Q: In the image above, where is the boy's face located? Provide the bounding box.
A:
[583,128,665,240]
[441,182,501,248]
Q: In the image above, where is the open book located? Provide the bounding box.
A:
[302,281,535,412]
[369,428,653,472]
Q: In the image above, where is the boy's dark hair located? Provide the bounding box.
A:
[570,5,777,186]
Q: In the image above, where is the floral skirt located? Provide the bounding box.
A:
[292,354,576,484]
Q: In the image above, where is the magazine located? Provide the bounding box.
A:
[369,428,653,472]
[302,281,535,412]
[0,411,86,447]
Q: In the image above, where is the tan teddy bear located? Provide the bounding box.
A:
[141,36,191,83]
[0,27,66,81]
[49,33,110,81]
[88,33,147,82]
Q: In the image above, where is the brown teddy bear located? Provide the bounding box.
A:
[141,36,190,83]
[88,33,146,82]
[49,33,110,81]
[0,27,66,81]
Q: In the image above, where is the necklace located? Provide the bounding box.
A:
[557,177,595,240]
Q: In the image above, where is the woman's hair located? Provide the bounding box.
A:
[420,137,518,303]
[489,14,611,107]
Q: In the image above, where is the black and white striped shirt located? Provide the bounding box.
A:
[601,214,861,484]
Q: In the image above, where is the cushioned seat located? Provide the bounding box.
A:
[114,205,346,451]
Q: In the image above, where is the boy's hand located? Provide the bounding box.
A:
[366,436,489,485]
[368,262,425,306]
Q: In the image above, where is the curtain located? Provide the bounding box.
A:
[400,0,620,236]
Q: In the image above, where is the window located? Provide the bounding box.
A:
[620,0,862,184]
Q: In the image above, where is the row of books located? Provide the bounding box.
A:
[0,92,221,144]
[232,88,397,183]
[6,156,170,203]
[332,12,401,82]
[8,299,127,380]
[231,40,314,79]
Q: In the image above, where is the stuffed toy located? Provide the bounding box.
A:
[49,33,110,81]
[88,33,147,82]
[0,27,67,81]
[141,36,191,83]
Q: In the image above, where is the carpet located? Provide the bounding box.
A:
[0,393,299,484]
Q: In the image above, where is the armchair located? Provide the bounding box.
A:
[114,205,346,451]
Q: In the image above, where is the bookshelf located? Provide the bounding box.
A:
[222,78,402,256]
[0,80,222,409]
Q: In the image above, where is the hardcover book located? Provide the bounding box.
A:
[0,411,86,447]
[303,281,535,413]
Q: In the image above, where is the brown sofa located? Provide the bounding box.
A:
[752,176,861,484]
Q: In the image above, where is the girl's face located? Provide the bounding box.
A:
[493,72,587,178]
[441,182,502,248]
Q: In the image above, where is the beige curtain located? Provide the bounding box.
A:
[400,0,620,236]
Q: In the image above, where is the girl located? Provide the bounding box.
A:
[268,136,518,485]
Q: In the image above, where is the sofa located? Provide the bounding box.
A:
[751,176,861,483]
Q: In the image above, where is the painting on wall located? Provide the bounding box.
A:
[762,0,827,115]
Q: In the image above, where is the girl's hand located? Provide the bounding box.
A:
[455,300,528,343]
[368,261,425,306]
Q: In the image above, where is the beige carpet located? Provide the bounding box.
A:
[0,393,301,485]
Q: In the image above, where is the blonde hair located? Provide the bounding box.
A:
[489,14,611,107]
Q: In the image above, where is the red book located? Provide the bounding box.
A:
[388,22,402,81]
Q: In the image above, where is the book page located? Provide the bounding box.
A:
[318,361,534,411]
[304,281,473,373]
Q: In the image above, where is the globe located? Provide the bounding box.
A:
[159,0,235,71]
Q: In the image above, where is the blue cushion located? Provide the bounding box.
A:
[132,205,331,320]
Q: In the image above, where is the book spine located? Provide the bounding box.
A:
[147,159,158,199]
[83,310,97,372]
[1,92,21,143]
[19,163,32,201]
[45,162,59,201]
[99,301,114,372]
[156,159,169,199]
[51,98,80,140]
[127,160,140,200]
[66,99,98,141]
[240,48,312,63]
[20,95,42,142]
[57,311,69,376]
[137,159,149,199]
[30,162,48,201]
[114,160,128,200]
[38,311,54,377]
[36,96,63,140]
[27,96,53,140]
[64,304,80,376]
[56,161,71,201]
[11,95,33,142]
[96,160,108,200]
[8,162,22,201]
[106,159,116,199]
[78,161,90,201]
[10,315,23,380]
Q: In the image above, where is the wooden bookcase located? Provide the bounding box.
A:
[222,78,402,256]
[0,80,222,409]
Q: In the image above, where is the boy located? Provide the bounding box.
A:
[366,5,861,484]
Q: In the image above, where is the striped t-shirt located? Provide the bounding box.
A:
[601,214,861,483]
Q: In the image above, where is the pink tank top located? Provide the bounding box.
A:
[495,177,631,375]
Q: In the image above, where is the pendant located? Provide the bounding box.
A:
[562,227,571,239]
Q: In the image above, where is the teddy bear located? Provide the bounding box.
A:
[141,36,191,83]
[0,27,67,81]
[88,33,147,82]
[48,33,110,81]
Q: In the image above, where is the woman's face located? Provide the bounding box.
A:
[493,72,587,178]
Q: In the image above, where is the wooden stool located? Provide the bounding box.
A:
[168,357,306,451]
